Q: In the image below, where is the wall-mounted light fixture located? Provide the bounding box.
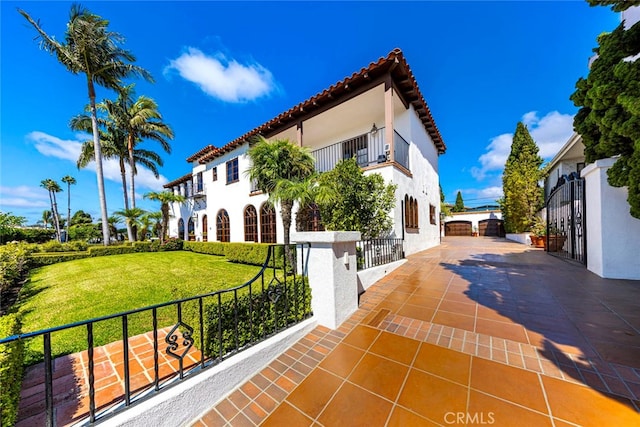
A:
[370,123,378,135]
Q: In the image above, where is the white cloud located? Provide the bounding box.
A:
[26,131,168,191]
[0,185,50,209]
[165,48,276,103]
[471,111,574,181]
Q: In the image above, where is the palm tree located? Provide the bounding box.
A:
[138,211,162,241]
[41,210,52,230]
[105,85,174,209]
[73,113,163,241]
[40,179,63,242]
[144,191,185,244]
[246,137,316,265]
[113,207,146,241]
[20,4,153,245]
[61,175,76,241]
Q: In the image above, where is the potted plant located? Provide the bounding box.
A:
[472,225,479,237]
[529,217,546,248]
[546,225,567,252]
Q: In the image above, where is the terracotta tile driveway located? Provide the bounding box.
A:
[195,237,640,426]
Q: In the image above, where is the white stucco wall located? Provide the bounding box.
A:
[582,158,640,280]
[444,211,503,230]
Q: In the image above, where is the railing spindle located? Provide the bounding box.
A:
[87,323,96,423]
[122,315,131,406]
[152,308,159,391]
[43,332,54,427]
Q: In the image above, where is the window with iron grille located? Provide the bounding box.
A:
[226,158,239,184]
[430,204,436,225]
[260,202,277,243]
[244,205,258,242]
[216,209,230,242]
[212,167,217,182]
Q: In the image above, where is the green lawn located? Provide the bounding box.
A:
[13,251,264,365]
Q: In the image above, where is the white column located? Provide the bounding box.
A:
[582,158,640,279]
[292,231,361,329]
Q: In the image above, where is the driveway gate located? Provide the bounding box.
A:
[546,173,586,265]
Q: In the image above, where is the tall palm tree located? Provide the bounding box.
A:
[73,113,163,241]
[144,191,185,244]
[40,179,63,242]
[20,4,153,245]
[105,85,174,208]
[246,137,316,265]
[61,175,76,241]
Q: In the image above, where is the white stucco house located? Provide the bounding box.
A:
[443,206,504,237]
[163,49,446,256]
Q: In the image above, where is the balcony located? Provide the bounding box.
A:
[310,127,410,173]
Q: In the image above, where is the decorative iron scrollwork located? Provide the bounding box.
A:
[267,278,283,303]
[165,321,194,360]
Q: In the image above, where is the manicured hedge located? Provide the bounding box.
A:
[29,252,91,267]
[177,276,311,359]
[0,314,24,427]
[183,241,226,256]
[183,241,293,267]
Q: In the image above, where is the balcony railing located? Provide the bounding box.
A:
[311,128,386,173]
[0,245,311,426]
[311,128,410,173]
[356,238,404,270]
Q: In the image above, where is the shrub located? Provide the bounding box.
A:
[224,243,271,266]
[29,252,91,267]
[177,276,311,359]
[0,314,24,427]
[183,241,226,256]
[88,246,135,257]
[0,227,55,244]
[0,243,32,301]
[131,241,157,252]
[158,237,183,252]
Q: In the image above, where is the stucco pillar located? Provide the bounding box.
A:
[582,158,640,279]
[292,231,361,329]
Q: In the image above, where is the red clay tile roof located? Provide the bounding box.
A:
[185,48,446,165]
[163,172,192,188]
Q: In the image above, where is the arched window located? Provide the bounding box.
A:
[260,202,277,243]
[178,218,185,239]
[202,215,208,242]
[216,209,230,242]
[297,203,324,232]
[244,205,258,242]
[405,195,419,230]
[404,195,410,228]
[187,217,195,240]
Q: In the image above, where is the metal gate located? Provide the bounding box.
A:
[546,173,586,265]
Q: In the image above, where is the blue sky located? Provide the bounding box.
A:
[0,1,620,225]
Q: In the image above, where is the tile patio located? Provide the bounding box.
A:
[15,237,640,426]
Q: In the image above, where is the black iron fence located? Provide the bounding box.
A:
[311,128,387,173]
[0,244,311,426]
[356,238,404,271]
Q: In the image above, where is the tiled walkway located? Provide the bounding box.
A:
[193,237,640,426]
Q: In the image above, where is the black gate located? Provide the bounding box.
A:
[546,173,586,265]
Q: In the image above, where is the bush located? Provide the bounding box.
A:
[131,241,158,253]
[183,241,226,256]
[158,237,183,252]
[0,243,32,301]
[0,228,55,244]
[224,243,271,266]
[0,314,24,427]
[177,276,311,359]
[88,246,135,257]
[29,252,91,267]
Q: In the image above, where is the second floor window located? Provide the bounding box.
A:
[212,167,218,182]
[226,158,239,184]
[196,172,203,192]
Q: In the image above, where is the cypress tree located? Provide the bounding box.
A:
[500,122,544,233]
[453,191,465,212]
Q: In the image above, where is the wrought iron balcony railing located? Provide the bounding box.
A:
[311,127,410,173]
